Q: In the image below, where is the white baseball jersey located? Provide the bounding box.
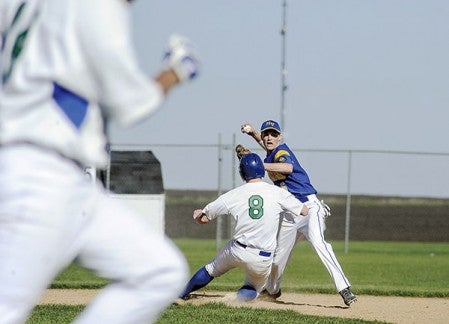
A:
[0,0,164,168]
[0,1,189,322]
[203,181,305,253]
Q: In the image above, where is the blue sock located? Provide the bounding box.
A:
[179,266,214,298]
[237,285,257,301]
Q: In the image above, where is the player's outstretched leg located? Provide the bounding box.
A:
[339,287,357,306]
[266,218,298,297]
[73,197,189,324]
[236,285,257,302]
[75,237,188,324]
[179,266,214,300]
[306,201,356,306]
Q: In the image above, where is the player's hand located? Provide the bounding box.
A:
[193,209,208,224]
[241,123,255,135]
[300,205,309,216]
[163,34,200,83]
[320,200,331,218]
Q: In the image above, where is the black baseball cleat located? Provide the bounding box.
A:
[339,287,357,306]
[259,289,282,301]
[180,294,192,301]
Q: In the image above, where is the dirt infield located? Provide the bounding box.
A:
[38,289,449,324]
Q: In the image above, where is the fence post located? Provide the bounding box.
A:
[106,144,111,191]
[216,133,224,250]
[229,133,237,239]
[344,150,352,254]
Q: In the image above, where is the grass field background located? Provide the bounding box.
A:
[173,239,449,297]
[28,239,449,323]
[52,239,449,297]
[30,304,383,324]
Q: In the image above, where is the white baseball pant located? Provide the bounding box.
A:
[0,145,187,324]
[266,195,351,294]
[205,240,273,293]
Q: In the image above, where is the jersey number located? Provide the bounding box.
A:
[2,3,38,84]
[248,195,264,219]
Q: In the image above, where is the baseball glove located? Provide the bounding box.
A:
[235,144,251,160]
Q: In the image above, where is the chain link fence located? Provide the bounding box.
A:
[104,139,449,247]
[108,139,449,198]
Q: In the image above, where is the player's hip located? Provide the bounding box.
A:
[0,145,98,217]
[232,240,274,259]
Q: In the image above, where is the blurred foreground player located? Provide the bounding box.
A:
[0,0,200,322]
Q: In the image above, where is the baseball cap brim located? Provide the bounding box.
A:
[261,127,281,133]
[260,120,281,133]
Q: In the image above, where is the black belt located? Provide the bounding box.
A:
[236,240,271,257]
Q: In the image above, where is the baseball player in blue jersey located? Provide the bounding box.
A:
[241,120,357,306]
[0,0,200,323]
[179,153,309,302]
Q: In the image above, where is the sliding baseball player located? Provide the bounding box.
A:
[179,153,309,301]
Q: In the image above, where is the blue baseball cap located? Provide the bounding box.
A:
[260,120,281,134]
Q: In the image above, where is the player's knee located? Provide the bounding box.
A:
[307,229,325,244]
[136,244,188,296]
[163,254,188,289]
[155,249,188,290]
[0,299,34,324]
[271,262,280,271]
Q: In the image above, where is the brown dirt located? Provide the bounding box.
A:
[38,289,449,324]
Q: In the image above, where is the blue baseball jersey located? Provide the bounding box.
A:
[264,143,317,202]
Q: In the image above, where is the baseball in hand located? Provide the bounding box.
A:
[241,125,252,134]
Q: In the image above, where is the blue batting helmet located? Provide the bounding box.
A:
[239,153,265,181]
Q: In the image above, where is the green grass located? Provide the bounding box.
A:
[27,305,84,324]
[28,303,385,324]
[51,263,108,289]
[50,240,449,297]
[158,303,385,324]
[29,240,449,323]
[173,239,449,298]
